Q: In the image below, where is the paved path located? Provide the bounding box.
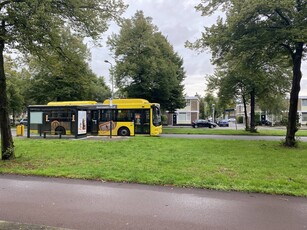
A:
[0,174,306,230]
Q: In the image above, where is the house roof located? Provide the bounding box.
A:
[185,96,200,100]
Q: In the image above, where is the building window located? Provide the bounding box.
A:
[302,113,307,122]
[178,112,191,122]
[302,99,307,106]
[186,99,191,106]
[178,112,187,121]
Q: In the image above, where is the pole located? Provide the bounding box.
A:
[104,60,113,139]
[104,60,114,98]
[212,104,215,123]
[109,108,112,139]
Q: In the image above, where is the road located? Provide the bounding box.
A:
[161,133,307,141]
[9,125,307,142]
[0,174,306,230]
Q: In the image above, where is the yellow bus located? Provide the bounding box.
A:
[100,98,162,136]
[27,99,162,138]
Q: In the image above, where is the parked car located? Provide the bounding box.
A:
[228,118,236,122]
[192,119,217,128]
[19,118,28,126]
[218,120,229,127]
[262,120,272,126]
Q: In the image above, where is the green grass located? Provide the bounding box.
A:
[1,137,307,196]
[163,126,307,136]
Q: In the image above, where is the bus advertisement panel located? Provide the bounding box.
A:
[78,111,87,134]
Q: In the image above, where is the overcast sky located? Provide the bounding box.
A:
[89,0,307,97]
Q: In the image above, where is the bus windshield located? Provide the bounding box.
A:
[152,105,161,127]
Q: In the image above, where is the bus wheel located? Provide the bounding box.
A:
[118,127,130,136]
[55,126,66,135]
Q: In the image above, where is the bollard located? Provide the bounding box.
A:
[16,125,25,136]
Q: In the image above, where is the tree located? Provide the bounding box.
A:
[188,0,306,146]
[207,69,251,130]
[107,11,186,111]
[207,56,291,131]
[90,76,112,102]
[26,29,111,104]
[4,56,25,124]
[0,0,126,160]
[202,93,219,120]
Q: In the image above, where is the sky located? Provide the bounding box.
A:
[89,0,307,97]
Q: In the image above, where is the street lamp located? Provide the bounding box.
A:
[212,104,215,123]
[104,60,114,99]
[104,60,113,138]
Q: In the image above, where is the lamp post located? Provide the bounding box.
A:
[104,60,114,99]
[212,104,215,123]
[104,60,113,138]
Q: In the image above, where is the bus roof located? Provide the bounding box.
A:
[103,99,151,105]
[103,98,159,109]
[47,101,97,106]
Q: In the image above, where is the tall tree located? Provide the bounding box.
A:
[188,0,306,146]
[203,93,220,120]
[207,57,291,131]
[5,56,25,124]
[0,0,126,160]
[26,29,111,104]
[90,76,112,102]
[107,11,186,111]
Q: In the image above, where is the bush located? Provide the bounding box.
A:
[280,117,288,126]
[161,114,168,125]
[237,116,243,124]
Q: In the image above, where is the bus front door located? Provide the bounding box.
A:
[134,110,150,134]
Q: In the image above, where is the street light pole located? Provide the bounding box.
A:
[212,104,215,123]
[104,60,113,138]
[104,60,114,99]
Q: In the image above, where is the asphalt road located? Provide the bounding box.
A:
[0,174,306,230]
[161,133,307,141]
[9,125,307,142]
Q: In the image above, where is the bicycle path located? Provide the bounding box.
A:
[0,174,306,230]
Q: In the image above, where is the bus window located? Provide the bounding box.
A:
[100,109,116,122]
[116,109,133,121]
[152,105,161,126]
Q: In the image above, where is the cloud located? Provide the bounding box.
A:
[89,0,307,97]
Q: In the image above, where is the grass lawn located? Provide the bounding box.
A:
[163,126,307,136]
[1,137,306,196]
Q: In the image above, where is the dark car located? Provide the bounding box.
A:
[218,119,229,127]
[262,120,272,126]
[192,119,217,128]
[19,118,28,126]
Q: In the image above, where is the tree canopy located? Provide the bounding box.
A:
[188,0,307,146]
[0,0,126,160]
[25,29,111,104]
[107,11,186,111]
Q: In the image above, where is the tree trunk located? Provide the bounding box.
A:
[0,39,15,160]
[250,88,257,133]
[242,94,249,131]
[285,43,304,147]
